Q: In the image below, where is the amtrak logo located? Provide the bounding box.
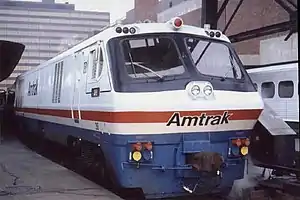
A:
[166,111,233,126]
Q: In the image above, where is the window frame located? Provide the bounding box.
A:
[261,81,275,99]
[183,35,246,82]
[98,47,104,78]
[90,49,98,80]
[107,33,256,93]
[253,83,258,91]
[87,45,104,83]
[118,35,188,82]
[278,80,294,98]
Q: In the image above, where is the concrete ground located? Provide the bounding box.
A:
[0,140,123,200]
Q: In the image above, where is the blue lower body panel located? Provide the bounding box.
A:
[18,116,249,199]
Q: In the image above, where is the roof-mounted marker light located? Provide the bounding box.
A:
[171,17,183,29]
[115,27,122,33]
[209,31,215,37]
[129,27,136,34]
[123,27,129,34]
[215,31,221,38]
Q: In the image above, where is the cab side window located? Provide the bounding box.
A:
[98,47,104,77]
[89,46,104,81]
[90,49,98,80]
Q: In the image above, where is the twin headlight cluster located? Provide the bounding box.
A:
[187,81,214,100]
[191,85,213,96]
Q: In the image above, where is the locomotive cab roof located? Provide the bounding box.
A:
[16,17,230,79]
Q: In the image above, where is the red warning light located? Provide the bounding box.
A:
[173,17,183,29]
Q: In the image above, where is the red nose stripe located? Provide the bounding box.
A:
[16,107,263,123]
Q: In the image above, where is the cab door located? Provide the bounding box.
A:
[85,43,99,94]
[71,52,82,124]
[85,41,111,95]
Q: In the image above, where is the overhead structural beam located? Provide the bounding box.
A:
[284,14,297,41]
[201,0,218,29]
[199,0,297,43]
[228,20,297,43]
[274,0,297,41]
[284,30,294,41]
[216,0,229,21]
[286,0,297,9]
[275,0,295,14]
[223,0,244,34]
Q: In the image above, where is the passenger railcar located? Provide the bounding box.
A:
[14,18,264,199]
[247,62,299,133]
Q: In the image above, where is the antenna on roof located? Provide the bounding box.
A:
[96,20,121,33]
[204,24,211,30]
[115,19,123,25]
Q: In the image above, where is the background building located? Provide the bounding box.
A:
[123,0,298,65]
[0,0,110,90]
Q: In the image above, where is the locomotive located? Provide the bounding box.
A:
[13,17,264,199]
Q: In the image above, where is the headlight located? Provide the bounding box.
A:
[142,150,152,161]
[231,146,240,156]
[191,85,201,96]
[203,85,213,96]
[186,81,215,100]
[240,146,248,156]
[132,151,142,162]
[129,142,154,162]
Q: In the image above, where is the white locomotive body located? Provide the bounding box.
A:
[14,18,264,199]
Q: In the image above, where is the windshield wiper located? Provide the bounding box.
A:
[221,52,238,81]
[125,61,165,82]
[126,45,137,78]
[229,50,238,78]
[194,42,211,66]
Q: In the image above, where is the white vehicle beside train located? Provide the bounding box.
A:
[247,61,299,133]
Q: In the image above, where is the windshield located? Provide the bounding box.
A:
[185,37,242,80]
[109,33,255,93]
[121,36,185,80]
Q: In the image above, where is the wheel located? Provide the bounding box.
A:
[66,138,119,189]
[93,150,119,189]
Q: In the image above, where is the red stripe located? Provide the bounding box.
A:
[15,107,262,123]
